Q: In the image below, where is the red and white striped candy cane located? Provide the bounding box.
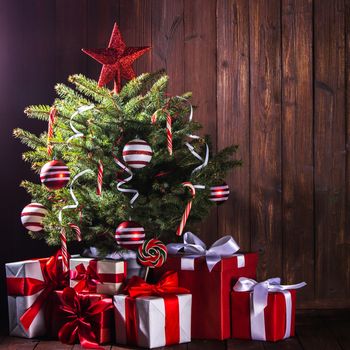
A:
[69,222,82,242]
[151,109,173,156]
[166,113,173,155]
[176,182,196,236]
[96,160,103,195]
[47,107,57,157]
[60,227,69,272]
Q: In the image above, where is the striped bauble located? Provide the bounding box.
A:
[122,139,153,169]
[21,203,48,232]
[137,238,167,268]
[209,182,230,204]
[40,160,70,190]
[115,221,145,250]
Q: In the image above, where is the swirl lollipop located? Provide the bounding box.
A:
[137,238,168,268]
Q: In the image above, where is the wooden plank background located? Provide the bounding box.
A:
[0,0,349,325]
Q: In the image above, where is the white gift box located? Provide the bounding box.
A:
[113,294,192,348]
[6,259,47,338]
[69,257,126,295]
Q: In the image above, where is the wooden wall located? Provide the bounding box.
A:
[0,0,349,315]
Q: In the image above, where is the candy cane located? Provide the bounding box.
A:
[47,107,57,157]
[151,109,173,156]
[69,222,82,242]
[176,182,196,236]
[166,113,173,155]
[60,227,69,272]
[96,160,103,195]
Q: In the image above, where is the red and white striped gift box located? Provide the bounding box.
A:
[69,257,126,295]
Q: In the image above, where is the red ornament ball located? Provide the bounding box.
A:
[40,160,70,190]
[21,203,48,232]
[122,139,153,169]
[115,221,145,250]
[209,182,230,205]
[137,238,168,268]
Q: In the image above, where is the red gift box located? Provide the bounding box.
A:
[153,233,258,340]
[49,287,113,349]
[231,277,306,342]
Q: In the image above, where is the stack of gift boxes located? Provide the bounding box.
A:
[5,233,305,348]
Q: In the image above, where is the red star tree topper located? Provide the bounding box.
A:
[82,23,150,93]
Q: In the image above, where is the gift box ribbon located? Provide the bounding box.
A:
[123,271,190,346]
[167,231,241,272]
[233,277,306,340]
[70,261,126,292]
[58,287,112,349]
[6,250,69,331]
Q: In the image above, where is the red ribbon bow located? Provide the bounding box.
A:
[70,262,102,293]
[58,287,113,349]
[6,250,69,330]
[124,270,190,298]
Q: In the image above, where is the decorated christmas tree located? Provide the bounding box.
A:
[14,23,241,260]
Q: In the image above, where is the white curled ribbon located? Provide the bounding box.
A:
[233,277,306,340]
[58,169,93,224]
[167,231,240,272]
[67,104,95,143]
[176,96,209,183]
[113,156,139,206]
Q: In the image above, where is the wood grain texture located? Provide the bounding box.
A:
[314,0,347,300]
[281,0,314,301]
[1,0,350,313]
[184,0,218,245]
[119,0,152,75]
[216,0,251,249]
[55,0,88,82]
[249,0,283,279]
[151,0,185,95]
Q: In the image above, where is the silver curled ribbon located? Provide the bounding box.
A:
[167,231,240,272]
[58,169,93,224]
[67,104,95,143]
[175,96,209,184]
[233,277,306,340]
[113,156,139,206]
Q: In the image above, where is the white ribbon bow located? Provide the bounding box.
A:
[233,277,306,340]
[167,232,240,272]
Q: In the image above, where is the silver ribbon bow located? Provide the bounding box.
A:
[167,232,240,272]
[233,277,306,340]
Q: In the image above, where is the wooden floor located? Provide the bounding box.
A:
[0,310,349,350]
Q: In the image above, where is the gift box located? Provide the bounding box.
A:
[49,287,113,348]
[114,271,192,348]
[82,247,147,279]
[153,232,258,340]
[69,257,126,294]
[231,277,306,341]
[5,250,68,338]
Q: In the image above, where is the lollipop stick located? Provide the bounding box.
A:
[144,267,150,282]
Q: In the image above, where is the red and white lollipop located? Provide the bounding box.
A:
[122,139,153,169]
[137,238,168,268]
[115,221,145,250]
[21,203,48,232]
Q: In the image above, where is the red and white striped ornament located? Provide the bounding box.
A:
[40,160,70,190]
[60,227,69,272]
[209,182,230,204]
[122,139,153,169]
[21,203,48,232]
[47,107,57,157]
[115,221,145,250]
